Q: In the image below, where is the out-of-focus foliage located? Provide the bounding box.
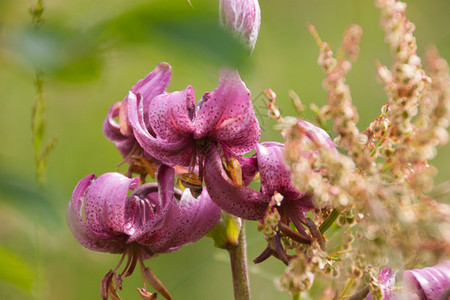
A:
[0,246,34,293]
[0,0,448,299]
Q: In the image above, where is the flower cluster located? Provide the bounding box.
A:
[69,56,335,298]
[66,0,450,299]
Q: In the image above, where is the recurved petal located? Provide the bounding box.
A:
[144,187,220,254]
[167,187,220,249]
[127,92,194,167]
[83,173,140,236]
[194,69,260,156]
[403,261,450,300]
[130,165,215,253]
[130,62,172,107]
[103,102,136,157]
[149,86,196,142]
[152,165,220,251]
[66,174,128,253]
[215,107,261,155]
[297,119,337,153]
[256,143,303,199]
[204,144,269,220]
[127,166,175,247]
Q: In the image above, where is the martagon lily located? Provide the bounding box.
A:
[204,120,337,264]
[127,65,261,185]
[66,165,220,300]
[103,63,172,179]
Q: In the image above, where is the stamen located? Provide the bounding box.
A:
[137,288,158,300]
[278,222,312,245]
[284,203,311,240]
[138,256,173,300]
[253,245,274,264]
[108,281,122,300]
[198,147,204,184]
[177,172,203,198]
[119,249,133,277]
[303,218,326,250]
[221,155,244,186]
[101,270,114,300]
[272,234,290,265]
[188,145,197,174]
[112,252,127,273]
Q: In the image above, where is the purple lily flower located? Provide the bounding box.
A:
[203,120,336,264]
[365,262,450,300]
[66,165,220,300]
[103,62,172,179]
[127,67,261,175]
[219,0,261,50]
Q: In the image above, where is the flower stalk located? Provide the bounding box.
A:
[227,222,250,300]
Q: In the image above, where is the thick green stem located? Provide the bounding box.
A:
[227,222,250,300]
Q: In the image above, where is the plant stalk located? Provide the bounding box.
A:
[228,221,250,300]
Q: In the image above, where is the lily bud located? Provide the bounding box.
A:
[219,0,261,50]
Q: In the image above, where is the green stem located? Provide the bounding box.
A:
[319,209,340,234]
[227,222,250,300]
[292,293,300,300]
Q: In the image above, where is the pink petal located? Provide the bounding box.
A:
[256,143,303,199]
[131,62,172,128]
[204,144,269,220]
[403,261,450,300]
[143,188,220,254]
[129,165,219,253]
[297,119,337,153]
[83,173,140,236]
[194,69,260,155]
[149,86,196,142]
[66,174,128,253]
[215,107,261,155]
[103,102,136,158]
[128,165,178,247]
[131,62,172,102]
[127,92,194,167]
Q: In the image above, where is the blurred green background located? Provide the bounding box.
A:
[0,0,449,299]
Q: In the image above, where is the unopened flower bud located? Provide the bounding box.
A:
[219,0,261,50]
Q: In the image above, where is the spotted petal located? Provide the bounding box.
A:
[204,144,270,220]
[130,165,220,253]
[149,86,196,142]
[66,174,137,253]
[256,142,304,200]
[131,62,172,127]
[83,173,140,236]
[194,69,260,155]
[103,62,172,155]
[128,92,194,167]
